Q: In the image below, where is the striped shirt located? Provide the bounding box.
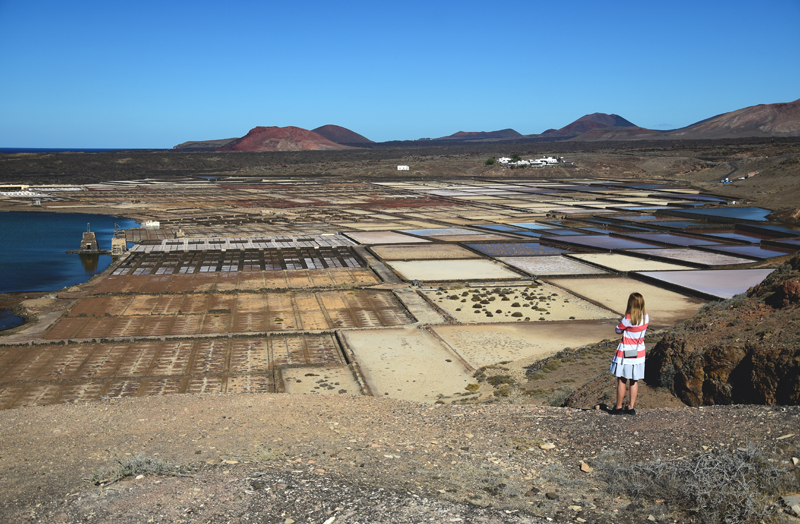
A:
[612,313,649,365]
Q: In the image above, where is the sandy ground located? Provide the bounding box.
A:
[421,282,617,324]
[387,259,523,281]
[281,366,362,396]
[341,327,475,403]
[431,320,618,369]
[544,276,707,327]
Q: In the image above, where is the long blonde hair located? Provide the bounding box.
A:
[626,292,645,325]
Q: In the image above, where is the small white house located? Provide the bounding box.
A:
[497,157,512,164]
[144,220,160,229]
[397,165,409,171]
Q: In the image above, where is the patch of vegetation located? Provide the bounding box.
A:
[597,443,798,524]
[91,454,188,486]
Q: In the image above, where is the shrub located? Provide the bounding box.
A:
[596,443,797,523]
[91,454,186,485]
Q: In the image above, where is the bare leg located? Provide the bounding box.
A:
[629,380,639,409]
[615,377,627,409]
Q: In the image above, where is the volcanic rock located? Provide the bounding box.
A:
[646,255,800,406]
[217,126,355,152]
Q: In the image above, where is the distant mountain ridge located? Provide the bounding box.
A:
[171,98,800,150]
[436,129,523,141]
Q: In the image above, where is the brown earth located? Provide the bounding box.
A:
[1,393,798,524]
[669,98,800,139]
[218,126,355,152]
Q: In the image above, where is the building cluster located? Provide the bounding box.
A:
[497,156,561,168]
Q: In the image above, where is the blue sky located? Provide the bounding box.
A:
[1,0,798,148]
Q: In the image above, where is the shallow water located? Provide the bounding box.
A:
[0,310,23,331]
[0,212,139,293]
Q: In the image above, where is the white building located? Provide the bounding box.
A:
[397,165,409,171]
[497,157,512,164]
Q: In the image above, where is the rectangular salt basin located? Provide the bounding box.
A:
[372,244,481,260]
[676,207,772,222]
[387,259,523,281]
[499,256,608,276]
[344,231,431,245]
[543,235,662,250]
[342,328,473,403]
[544,276,707,327]
[700,245,796,260]
[422,282,616,323]
[569,253,692,272]
[466,243,569,257]
[690,230,774,243]
[627,248,756,267]
[621,232,724,247]
[432,321,617,369]
[636,269,775,299]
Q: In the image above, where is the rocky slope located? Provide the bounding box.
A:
[646,255,800,406]
[668,98,800,139]
[217,126,356,152]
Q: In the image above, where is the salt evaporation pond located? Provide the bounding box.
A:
[636,269,775,299]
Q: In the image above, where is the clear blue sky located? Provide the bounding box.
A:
[1,0,798,148]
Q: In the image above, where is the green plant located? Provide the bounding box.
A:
[485,157,495,165]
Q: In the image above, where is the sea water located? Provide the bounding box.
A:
[0,211,139,294]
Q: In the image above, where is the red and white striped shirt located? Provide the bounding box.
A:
[613,312,649,364]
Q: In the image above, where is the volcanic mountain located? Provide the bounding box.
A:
[436,129,523,141]
[311,125,373,145]
[217,126,355,152]
[667,98,800,139]
[538,113,637,138]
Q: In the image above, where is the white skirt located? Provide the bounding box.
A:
[610,361,645,381]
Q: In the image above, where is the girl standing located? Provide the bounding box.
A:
[609,292,648,415]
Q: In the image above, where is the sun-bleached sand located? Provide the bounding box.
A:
[341,328,474,403]
[431,320,617,369]
[387,259,522,281]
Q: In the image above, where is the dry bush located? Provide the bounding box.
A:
[597,443,797,523]
[91,453,188,485]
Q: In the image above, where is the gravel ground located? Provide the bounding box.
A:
[1,393,798,523]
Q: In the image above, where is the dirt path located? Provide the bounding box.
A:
[1,393,798,523]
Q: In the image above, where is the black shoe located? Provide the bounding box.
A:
[609,407,624,415]
[625,408,636,416]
